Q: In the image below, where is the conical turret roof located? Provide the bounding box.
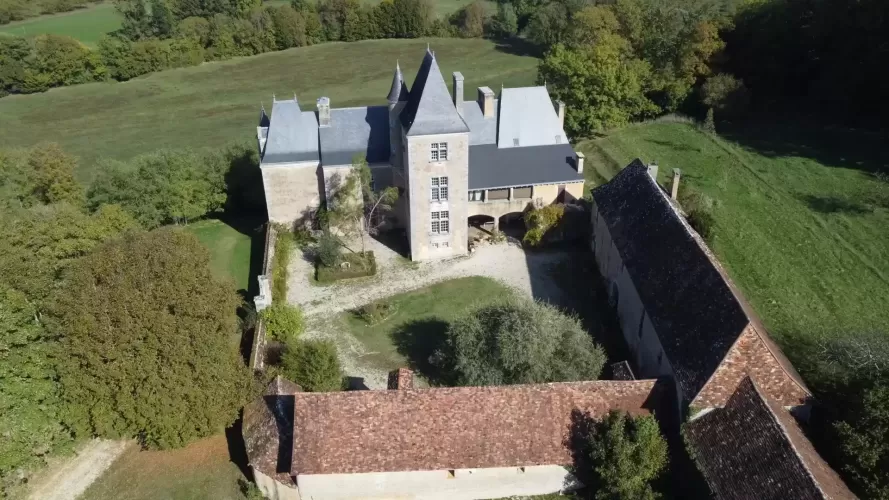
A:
[387,62,409,103]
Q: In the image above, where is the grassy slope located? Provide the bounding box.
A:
[0,38,537,179]
[340,276,516,378]
[81,435,247,500]
[184,219,254,291]
[578,120,889,384]
[0,2,120,47]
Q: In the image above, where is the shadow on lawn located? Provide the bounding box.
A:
[390,318,455,386]
[719,116,889,176]
[799,194,873,215]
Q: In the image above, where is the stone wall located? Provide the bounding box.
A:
[261,161,322,223]
[249,225,277,372]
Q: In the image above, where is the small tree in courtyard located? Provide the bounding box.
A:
[328,154,398,253]
[437,296,606,386]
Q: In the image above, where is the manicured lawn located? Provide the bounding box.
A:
[578,119,889,387]
[0,2,121,48]
[184,218,261,292]
[81,435,249,500]
[0,38,538,179]
[339,277,517,381]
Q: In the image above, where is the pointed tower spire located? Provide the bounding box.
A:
[387,61,407,104]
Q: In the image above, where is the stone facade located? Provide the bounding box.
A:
[404,132,470,261]
[261,162,322,224]
[694,326,810,408]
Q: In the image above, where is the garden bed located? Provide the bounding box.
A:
[315,251,376,283]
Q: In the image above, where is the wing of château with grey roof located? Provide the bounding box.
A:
[262,99,319,164]
[319,106,390,165]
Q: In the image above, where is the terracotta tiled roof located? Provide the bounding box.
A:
[242,376,301,483]
[592,161,808,402]
[685,378,856,500]
[291,379,662,475]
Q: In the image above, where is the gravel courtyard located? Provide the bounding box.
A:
[287,236,590,388]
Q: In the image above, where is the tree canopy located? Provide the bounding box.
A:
[49,229,254,449]
[437,296,606,386]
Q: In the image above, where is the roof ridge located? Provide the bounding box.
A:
[745,379,828,499]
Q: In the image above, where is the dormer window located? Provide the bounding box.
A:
[430,143,448,161]
[513,138,520,147]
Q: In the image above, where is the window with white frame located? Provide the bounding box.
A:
[431,176,448,201]
[431,211,449,234]
[430,142,448,161]
[469,190,484,201]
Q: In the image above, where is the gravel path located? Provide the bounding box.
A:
[287,238,577,388]
[26,439,132,500]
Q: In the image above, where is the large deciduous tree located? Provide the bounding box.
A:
[437,296,606,386]
[50,229,254,449]
[835,384,889,499]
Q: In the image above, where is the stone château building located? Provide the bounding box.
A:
[256,48,585,261]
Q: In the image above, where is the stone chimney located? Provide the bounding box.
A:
[671,168,682,200]
[317,97,330,127]
[387,368,414,390]
[557,100,565,128]
[452,72,464,117]
[478,87,495,118]
[575,151,585,174]
[647,163,659,182]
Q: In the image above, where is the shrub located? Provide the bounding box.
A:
[687,209,715,244]
[356,300,393,324]
[280,339,343,392]
[523,203,565,246]
[488,229,506,244]
[438,296,606,386]
[261,302,305,342]
[315,251,376,283]
[316,230,342,267]
[584,411,669,500]
[271,229,294,303]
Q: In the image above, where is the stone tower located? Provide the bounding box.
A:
[399,49,470,261]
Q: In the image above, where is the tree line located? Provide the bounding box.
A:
[0,0,102,25]
[0,0,499,97]
[535,0,889,134]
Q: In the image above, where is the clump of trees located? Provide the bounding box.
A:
[435,296,606,386]
[50,229,254,449]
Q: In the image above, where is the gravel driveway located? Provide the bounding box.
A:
[287,237,581,388]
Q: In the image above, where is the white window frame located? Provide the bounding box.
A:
[431,176,448,202]
[431,211,450,234]
[469,190,484,201]
[430,142,448,162]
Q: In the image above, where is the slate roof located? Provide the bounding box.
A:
[387,62,409,103]
[497,87,567,149]
[592,161,808,403]
[468,143,583,190]
[318,106,390,165]
[685,378,856,500]
[291,379,661,475]
[462,98,499,145]
[242,376,301,484]
[399,50,469,137]
[262,99,319,164]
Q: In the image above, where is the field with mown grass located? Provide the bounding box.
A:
[0,2,120,47]
[340,276,517,382]
[578,118,889,388]
[184,217,264,293]
[0,38,537,179]
[80,435,250,500]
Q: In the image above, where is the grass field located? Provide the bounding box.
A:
[184,218,260,292]
[0,38,538,179]
[340,277,516,381]
[0,2,120,48]
[81,435,249,500]
[578,119,889,387]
